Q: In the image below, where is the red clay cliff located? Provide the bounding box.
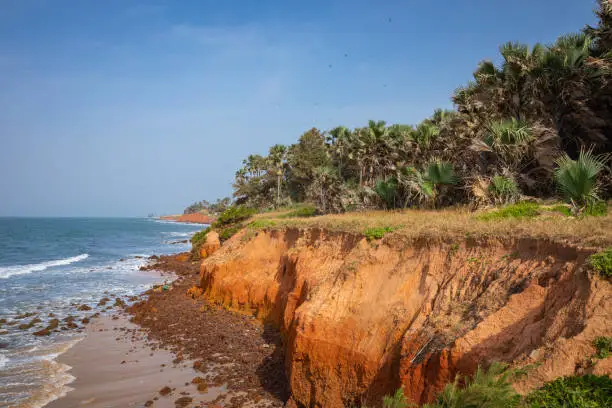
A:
[197,228,612,407]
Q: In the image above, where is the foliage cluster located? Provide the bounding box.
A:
[593,336,612,359]
[189,227,211,259]
[184,197,231,215]
[525,375,612,408]
[363,226,396,241]
[232,3,611,215]
[374,364,612,408]
[588,247,612,278]
[213,206,257,227]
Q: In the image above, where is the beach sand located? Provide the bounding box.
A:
[45,253,287,408]
[46,315,225,408]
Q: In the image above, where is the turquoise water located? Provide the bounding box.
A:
[0,217,204,407]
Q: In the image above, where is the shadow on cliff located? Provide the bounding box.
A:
[255,322,290,402]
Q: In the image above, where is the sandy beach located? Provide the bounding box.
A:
[45,315,226,408]
[45,254,287,408]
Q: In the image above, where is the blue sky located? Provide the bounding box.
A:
[0,0,598,216]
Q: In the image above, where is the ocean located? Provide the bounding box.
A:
[0,217,205,408]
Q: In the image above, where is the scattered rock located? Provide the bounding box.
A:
[174,396,192,408]
[144,401,154,407]
[197,382,208,393]
[114,298,126,308]
[159,386,172,396]
[15,312,35,320]
[98,297,110,306]
[78,304,92,311]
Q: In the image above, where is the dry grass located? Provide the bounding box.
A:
[252,207,612,249]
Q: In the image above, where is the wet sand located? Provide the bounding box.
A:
[46,315,225,408]
[46,254,287,408]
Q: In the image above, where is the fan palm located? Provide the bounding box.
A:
[374,178,398,209]
[554,148,608,211]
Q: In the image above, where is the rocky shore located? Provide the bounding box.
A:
[158,213,215,224]
[47,252,288,408]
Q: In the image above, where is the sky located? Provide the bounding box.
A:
[0,0,599,216]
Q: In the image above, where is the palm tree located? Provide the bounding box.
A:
[425,160,458,207]
[374,178,398,209]
[311,166,337,212]
[268,144,287,207]
[554,149,608,212]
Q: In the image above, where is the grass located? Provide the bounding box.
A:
[279,204,318,218]
[588,247,612,278]
[477,202,541,221]
[584,201,608,217]
[525,375,612,408]
[363,226,396,241]
[593,336,612,359]
[250,206,612,249]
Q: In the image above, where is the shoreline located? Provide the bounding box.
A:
[44,253,288,408]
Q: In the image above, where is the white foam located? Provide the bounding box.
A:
[0,254,89,279]
[0,353,8,369]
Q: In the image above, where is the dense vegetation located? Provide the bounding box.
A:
[232,2,611,215]
[373,365,612,408]
[183,197,231,215]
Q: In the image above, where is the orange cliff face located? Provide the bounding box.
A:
[198,228,612,407]
[159,213,214,224]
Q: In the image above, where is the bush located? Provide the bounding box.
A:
[588,247,612,279]
[423,363,520,408]
[382,388,410,408]
[489,175,519,204]
[213,206,256,227]
[218,225,242,242]
[525,375,612,408]
[190,227,211,247]
[477,202,540,221]
[190,227,211,259]
[283,205,318,218]
[593,336,612,359]
[363,226,395,241]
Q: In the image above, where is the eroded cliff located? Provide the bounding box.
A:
[199,228,611,407]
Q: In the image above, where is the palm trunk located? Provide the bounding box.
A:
[277,175,281,207]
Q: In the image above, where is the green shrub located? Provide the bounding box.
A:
[213,206,256,227]
[190,227,211,259]
[382,388,410,408]
[593,337,612,359]
[218,225,242,242]
[588,247,612,279]
[363,226,395,241]
[190,227,211,247]
[423,363,520,408]
[477,202,540,221]
[489,175,519,204]
[525,375,612,408]
[282,205,318,218]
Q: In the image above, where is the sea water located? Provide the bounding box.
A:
[0,217,205,407]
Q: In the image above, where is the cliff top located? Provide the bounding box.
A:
[251,203,612,249]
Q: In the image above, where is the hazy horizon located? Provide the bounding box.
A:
[0,0,597,216]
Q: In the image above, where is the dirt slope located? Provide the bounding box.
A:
[199,228,612,407]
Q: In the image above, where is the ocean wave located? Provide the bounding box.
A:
[0,254,89,279]
[0,353,8,369]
